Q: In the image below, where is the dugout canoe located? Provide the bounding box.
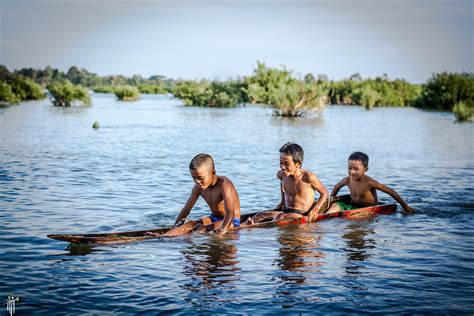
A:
[47,195,397,245]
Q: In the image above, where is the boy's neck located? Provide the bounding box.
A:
[290,168,302,177]
[210,174,218,187]
[353,174,366,182]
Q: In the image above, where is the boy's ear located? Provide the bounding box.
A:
[365,166,369,171]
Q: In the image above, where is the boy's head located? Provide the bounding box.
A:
[347,152,369,179]
[279,142,304,175]
[189,153,216,189]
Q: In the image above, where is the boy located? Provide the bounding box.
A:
[161,153,241,237]
[248,142,328,224]
[327,152,415,214]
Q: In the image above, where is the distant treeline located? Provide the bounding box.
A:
[0,63,472,121]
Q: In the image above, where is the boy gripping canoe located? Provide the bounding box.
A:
[326,152,415,214]
[161,153,241,237]
[247,142,329,224]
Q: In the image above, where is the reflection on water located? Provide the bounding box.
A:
[272,225,325,308]
[180,234,240,307]
[340,220,376,295]
[342,221,376,273]
[275,225,324,275]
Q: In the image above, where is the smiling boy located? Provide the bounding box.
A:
[161,153,241,237]
[248,142,328,224]
[327,152,415,214]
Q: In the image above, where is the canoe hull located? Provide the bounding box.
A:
[47,196,397,245]
[275,203,397,225]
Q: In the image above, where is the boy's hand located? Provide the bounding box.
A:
[174,219,186,227]
[403,206,416,214]
[307,209,319,222]
[213,227,227,235]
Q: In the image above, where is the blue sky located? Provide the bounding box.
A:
[0,0,472,82]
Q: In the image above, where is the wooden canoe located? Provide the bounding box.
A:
[47,195,397,245]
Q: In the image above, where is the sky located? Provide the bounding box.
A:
[0,0,472,83]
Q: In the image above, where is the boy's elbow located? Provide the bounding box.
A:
[321,187,329,197]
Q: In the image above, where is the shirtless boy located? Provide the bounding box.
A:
[161,153,241,237]
[248,142,328,224]
[327,152,415,214]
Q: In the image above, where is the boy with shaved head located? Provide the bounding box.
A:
[161,153,241,237]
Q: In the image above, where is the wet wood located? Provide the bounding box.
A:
[47,195,397,245]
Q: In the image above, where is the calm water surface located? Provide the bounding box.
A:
[1,94,473,314]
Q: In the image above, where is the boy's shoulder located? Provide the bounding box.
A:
[363,175,381,186]
[339,176,350,184]
[276,170,284,179]
[300,168,318,182]
[215,175,235,188]
[348,175,377,186]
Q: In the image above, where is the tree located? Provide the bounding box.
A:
[0,82,20,104]
[415,72,474,111]
[244,61,328,116]
[47,80,91,106]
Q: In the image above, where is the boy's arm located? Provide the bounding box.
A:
[174,185,201,225]
[370,179,415,214]
[275,171,284,210]
[330,177,349,197]
[307,173,329,221]
[214,179,239,234]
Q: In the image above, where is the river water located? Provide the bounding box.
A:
[1,94,473,314]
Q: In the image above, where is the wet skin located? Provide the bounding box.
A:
[249,153,328,224]
[162,164,241,237]
[327,159,415,214]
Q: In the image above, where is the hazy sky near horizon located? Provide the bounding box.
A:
[1,0,472,82]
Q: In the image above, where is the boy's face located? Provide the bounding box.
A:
[280,153,301,176]
[348,159,367,180]
[190,165,214,189]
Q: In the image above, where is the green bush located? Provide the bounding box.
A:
[0,75,46,103]
[453,101,473,122]
[114,85,140,101]
[92,86,116,93]
[0,82,20,104]
[172,80,244,107]
[415,72,474,111]
[328,76,422,108]
[244,62,328,116]
[138,84,167,94]
[8,76,45,101]
[47,80,92,107]
[353,86,381,110]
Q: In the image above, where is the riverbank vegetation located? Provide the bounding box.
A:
[1,64,472,121]
[47,80,91,107]
[414,72,473,121]
[326,74,422,109]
